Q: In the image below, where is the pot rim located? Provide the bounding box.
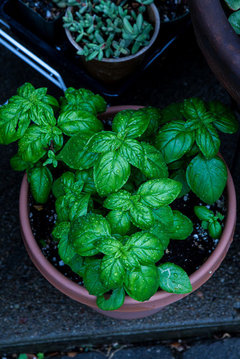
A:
[19,105,237,312]
[65,4,160,63]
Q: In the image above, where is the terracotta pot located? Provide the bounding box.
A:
[20,106,237,320]
[189,0,240,104]
[65,5,160,84]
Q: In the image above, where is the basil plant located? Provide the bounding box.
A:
[0,83,238,311]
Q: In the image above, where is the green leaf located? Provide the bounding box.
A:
[69,214,111,256]
[149,223,170,250]
[155,120,195,163]
[52,172,76,198]
[208,221,222,239]
[152,206,174,228]
[97,287,125,311]
[158,262,192,294]
[138,179,182,208]
[161,103,184,123]
[10,153,31,171]
[76,169,96,194]
[170,169,190,198]
[112,109,150,139]
[94,152,131,196]
[104,190,132,210]
[126,232,164,264]
[58,233,76,265]
[84,258,108,296]
[28,166,53,204]
[208,101,239,134]
[229,10,240,34]
[140,107,161,137]
[119,139,145,169]
[124,265,159,301]
[100,256,125,289]
[87,131,120,153]
[106,210,131,235]
[186,155,227,204]
[96,236,122,255]
[181,98,208,121]
[52,221,70,241]
[55,196,71,222]
[168,210,193,240]
[196,124,220,159]
[68,254,85,277]
[68,193,91,221]
[57,134,98,170]
[194,206,214,221]
[224,0,240,10]
[57,110,103,136]
[141,142,168,179]
[130,201,155,230]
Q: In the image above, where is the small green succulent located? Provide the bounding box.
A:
[223,0,240,33]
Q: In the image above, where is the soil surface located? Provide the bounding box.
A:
[157,0,189,23]
[29,190,227,283]
[20,0,63,21]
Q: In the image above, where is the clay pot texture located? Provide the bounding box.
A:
[189,0,240,104]
[20,106,237,320]
[65,5,160,84]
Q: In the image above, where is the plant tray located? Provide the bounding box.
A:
[0,0,191,99]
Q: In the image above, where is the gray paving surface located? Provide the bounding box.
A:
[0,29,240,354]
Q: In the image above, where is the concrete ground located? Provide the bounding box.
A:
[0,24,240,355]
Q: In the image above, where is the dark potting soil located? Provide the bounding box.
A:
[29,191,227,284]
[157,0,189,23]
[20,0,63,21]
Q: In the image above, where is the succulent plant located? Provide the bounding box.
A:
[63,0,154,61]
[52,0,68,8]
[223,0,240,34]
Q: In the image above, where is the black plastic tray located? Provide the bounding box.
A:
[0,0,191,99]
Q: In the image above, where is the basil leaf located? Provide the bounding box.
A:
[186,154,227,204]
[97,287,125,311]
[194,206,214,221]
[121,250,140,270]
[69,193,90,221]
[68,254,85,277]
[10,153,31,171]
[52,172,76,198]
[75,169,96,194]
[96,236,122,255]
[141,142,168,179]
[104,190,132,210]
[87,131,120,153]
[224,0,240,10]
[57,134,98,170]
[119,139,145,169]
[83,258,108,296]
[161,102,184,123]
[28,166,53,204]
[140,107,161,137]
[138,179,182,208]
[57,110,103,136]
[152,206,174,228]
[100,256,125,288]
[55,196,71,222]
[69,214,111,256]
[126,232,164,264]
[106,210,131,235]
[168,210,193,240]
[208,221,222,239]
[170,169,190,198]
[155,120,195,163]
[112,109,150,139]
[94,152,131,196]
[158,262,192,294]
[130,202,155,230]
[124,265,159,301]
[149,223,170,250]
[17,83,59,111]
[208,101,239,134]
[196,124,220,159]
[229,10,240,34]
[181,98,208,122]
[58,233,76,265]
[52,221,70,241]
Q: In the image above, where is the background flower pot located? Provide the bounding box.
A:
[19,106,237,320]
[65,5,160,84]
[189,0,240,104]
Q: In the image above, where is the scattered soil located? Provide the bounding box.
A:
[20,0,63,21]
[29,190,227,283]
[157,0,189,23]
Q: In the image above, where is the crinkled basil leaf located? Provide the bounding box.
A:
[155,120,195,164]
[28,166,53,204]
[186,154,227,204]
[119,138,145,169]
[130,201,155,230]
[52,221,70,241]
[141,142,168,179]
[57,110,103,136]
[83,258,108,296]
[124,265,159,302]
[106,210,131,235]
[100,256,125,289]
[87,131,120,153]
[196,124,220,159]
[94,151,130,196]
[126,232,164,264]
[57,133,97,170]
[170,169,190,198]
[208,101,239,134]
[181,98,208,122]
[168,210,193,240]
[138,178,182,208]
[112,109,150,139]
[104,190,132,210]
[76,169,96,193]
[96,236,122,255]
[52,172,76,198]
[194,206,214,221]
[158,262,192,294]
[97,287,125,311]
